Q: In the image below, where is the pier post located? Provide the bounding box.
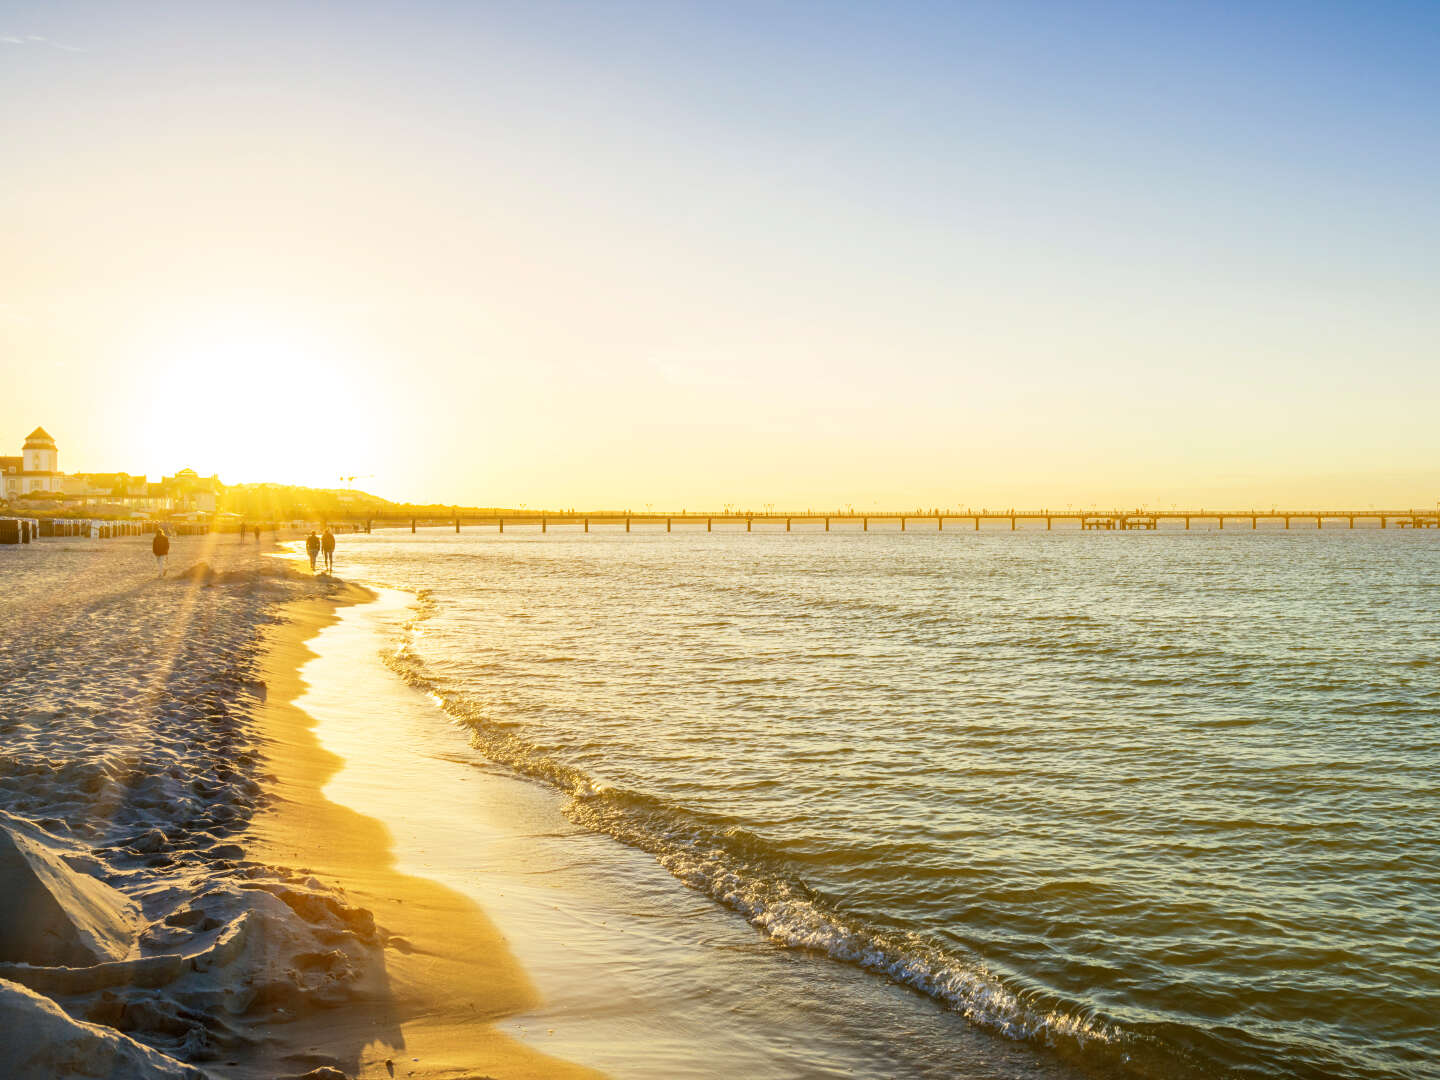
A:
[901,517,905,531]
[499,519,504,533]
[747,518,752,532]
[707,518,711,532]
[411,519,416,533]
[1284,517,1289,529]
[454,518,460,533]
[542,518,547,533]
[1046,517,1052,530]
[1317,516,1322,529]
[1010,516,1016,531]
[585,518,590,533]
[1185,517,1190,529]
[938,515,943,531]
[1252,516,1257,529]
[786,518,791,531]
[863,517,868,531]
[825,518,829,531]
[667,518,671,532]
[974,516,979,530]
[626,517,631,532]
[1219,517,1224,529]
[1381,516,1387,529]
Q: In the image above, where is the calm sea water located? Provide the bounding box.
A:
[324,526,1439,1080]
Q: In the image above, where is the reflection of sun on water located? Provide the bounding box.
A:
[140,328,377,489]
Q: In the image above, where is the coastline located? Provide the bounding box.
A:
[0,533,440,1080]
[243,583,603,1080]
[20,528,1421,1077]
[262,551,1079,1080]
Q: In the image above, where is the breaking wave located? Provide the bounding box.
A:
[379,597,1212,1080]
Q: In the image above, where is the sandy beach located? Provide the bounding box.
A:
[0,535,598,1080]
[244,582,603,1080]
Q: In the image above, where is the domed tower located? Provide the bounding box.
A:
[22,427,59,489]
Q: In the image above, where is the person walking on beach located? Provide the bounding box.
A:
[152,527,170,578]
[321,527,336,573]
[305,530,321,572]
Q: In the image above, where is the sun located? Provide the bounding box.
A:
[139,322,374,488]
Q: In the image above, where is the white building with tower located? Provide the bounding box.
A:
[2,425,223,511]
[1,426,64,498]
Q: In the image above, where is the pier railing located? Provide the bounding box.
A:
[13,510,1430,543]
[347,509,1440,534]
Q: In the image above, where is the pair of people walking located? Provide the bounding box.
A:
[306,528,336,573]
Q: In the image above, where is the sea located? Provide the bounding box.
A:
[300,524,1439,1080]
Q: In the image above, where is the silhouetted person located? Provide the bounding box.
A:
[254,524,262,544]
[306,530,320,571]
[321,527,335,573]
[152,528,170,578]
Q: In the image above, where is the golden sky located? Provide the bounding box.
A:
[4,3,1438,509]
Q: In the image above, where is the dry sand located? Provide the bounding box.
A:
[0,534,601,1080]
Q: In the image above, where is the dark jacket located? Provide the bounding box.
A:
[152,533,169,556]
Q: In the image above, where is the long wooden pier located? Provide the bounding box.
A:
[351,510,1440,533]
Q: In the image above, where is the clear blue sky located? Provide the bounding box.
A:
[3,1,1438,506]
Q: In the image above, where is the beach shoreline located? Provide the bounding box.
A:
[0,534,389,1079]
[240,581,604,1080]
[10,526,1429,1079]
[272,549,1088,1080]
[0,536,601,1080]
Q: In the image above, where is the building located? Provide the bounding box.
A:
[58,469,221,514]
[1,427,63,498]
[63,472,146,498]
[61,472,164,510]
[2,426,225,513]
[161,468,221,514]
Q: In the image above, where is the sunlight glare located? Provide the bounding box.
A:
[139,323,374,488]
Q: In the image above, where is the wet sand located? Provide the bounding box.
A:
[244,587,603,1080]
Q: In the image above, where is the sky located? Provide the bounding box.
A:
[2,0,1439,509]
